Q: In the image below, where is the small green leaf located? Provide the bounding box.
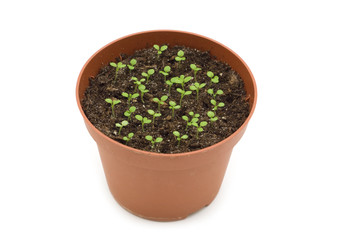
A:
[153,45,159,50]
[207,89,214,95]
[176,88,183,94]
[174,105,180,109]
[130,59,137,65]
[122,120,129,126]
[164,66,171,72]
[181,135,188,140]
[182,116,189,121]
[200,121,208,127]
[175,56,181,61]
[116,123,122,127]
[113,99,121,105]
[190,64,196,70]
[129,106,136,112]
[105,98,113,104]
[152,98,159,103]
[207,111,215,118]
[144,118,152,124]
[135,115,142,121]
[145,135,153,141]
[138,85,146,91]
[218,102,225,107]
[128,133,134,138]
[161,95,168,101]
[142,72,148,77]
[173,131,180,137]
[169,101,176,106]
[160,45,168,51]
[110,62,117,67]
[131,93,139,98]
[154,113,161,117]
[155,137,163,143]
[148,109,155,115]
[216,90,224,95]
[123,136,128,141]
[190,85,197,91]
[189,112,194,116]
[148,69,155,75]
[122,92,129,98]
[210,99,216,105]
[185,91,192,95]
[207,71,214,78]
[178,50,184,57]
[165,80,173,86]
[200,83,207,88]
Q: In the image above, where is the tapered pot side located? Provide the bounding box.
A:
[76,30,257,221]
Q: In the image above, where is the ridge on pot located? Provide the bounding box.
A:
[76,30,257,221]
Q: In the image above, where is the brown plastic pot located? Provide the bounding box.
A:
[76,30,257,221]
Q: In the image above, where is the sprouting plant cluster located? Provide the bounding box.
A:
[105,45,226,151]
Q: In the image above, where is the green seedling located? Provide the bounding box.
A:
[135,115,151,132]
[173,131,188,147]
[124,106,136,120]
[169,101,181,118]
[147,109,161,127]
[192,121,208,139]
[165,77,176,96]
[153,44,168,58]
[207,71,219,84]
[175,50,186,66]
[210,99,225,111]
[190,64,201,82]
[172,75,192,90]
[127,59,137,72]
[189,82,206,100]
[182,112,200,130]
[207,88,224,99]
[207,111,218,124]
[142,69,155,84]
[159,66,171,81]
[138,84,149,103]
[122,92,139,108]
[145,135,163,149]
[131,77,145,92]
[123,133,134,143]
[152,95,168,111]
[105,98,121,117]
[176,88,192,106]
[110,61,126,82]
[115,120,128,135]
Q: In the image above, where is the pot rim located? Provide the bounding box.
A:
[76,29,257,157]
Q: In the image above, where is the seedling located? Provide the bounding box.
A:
[189,82,206,100]
[147,109,161,127]
[192,121,208,139]
[165,77,176,96]
[190,64,201,82]
[127,59,137,72]
[110,61,126,82]
[138,84,149,103]
[145,135,163,149]
[131,77,145,92]
[123,132,134,143]
[142,69,155,84]
[207,88,224,99]
[176,88,192,106]
[105,98,121,117]
[172,75,192,90]
[173,131,188,147]
[207,111,218,124]
[207,71,219,84]
[135,115,151,132]
[159,66,171,81]
[153,44,168,58]
[210,99,225,111]
[169,101,181,118]
[115,120,128,135]
[152,95,168,111]
[124,106,136,120]
[122,92,139,108]
[175,50,186,66]
[182,112,200,130]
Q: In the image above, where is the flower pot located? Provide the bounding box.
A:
[76,30,257,221]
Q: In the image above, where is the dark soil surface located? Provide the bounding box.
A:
[82,45,250,153]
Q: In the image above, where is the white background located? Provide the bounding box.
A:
[1,0,337,239]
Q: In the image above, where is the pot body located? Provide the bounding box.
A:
[76,30,257,221]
